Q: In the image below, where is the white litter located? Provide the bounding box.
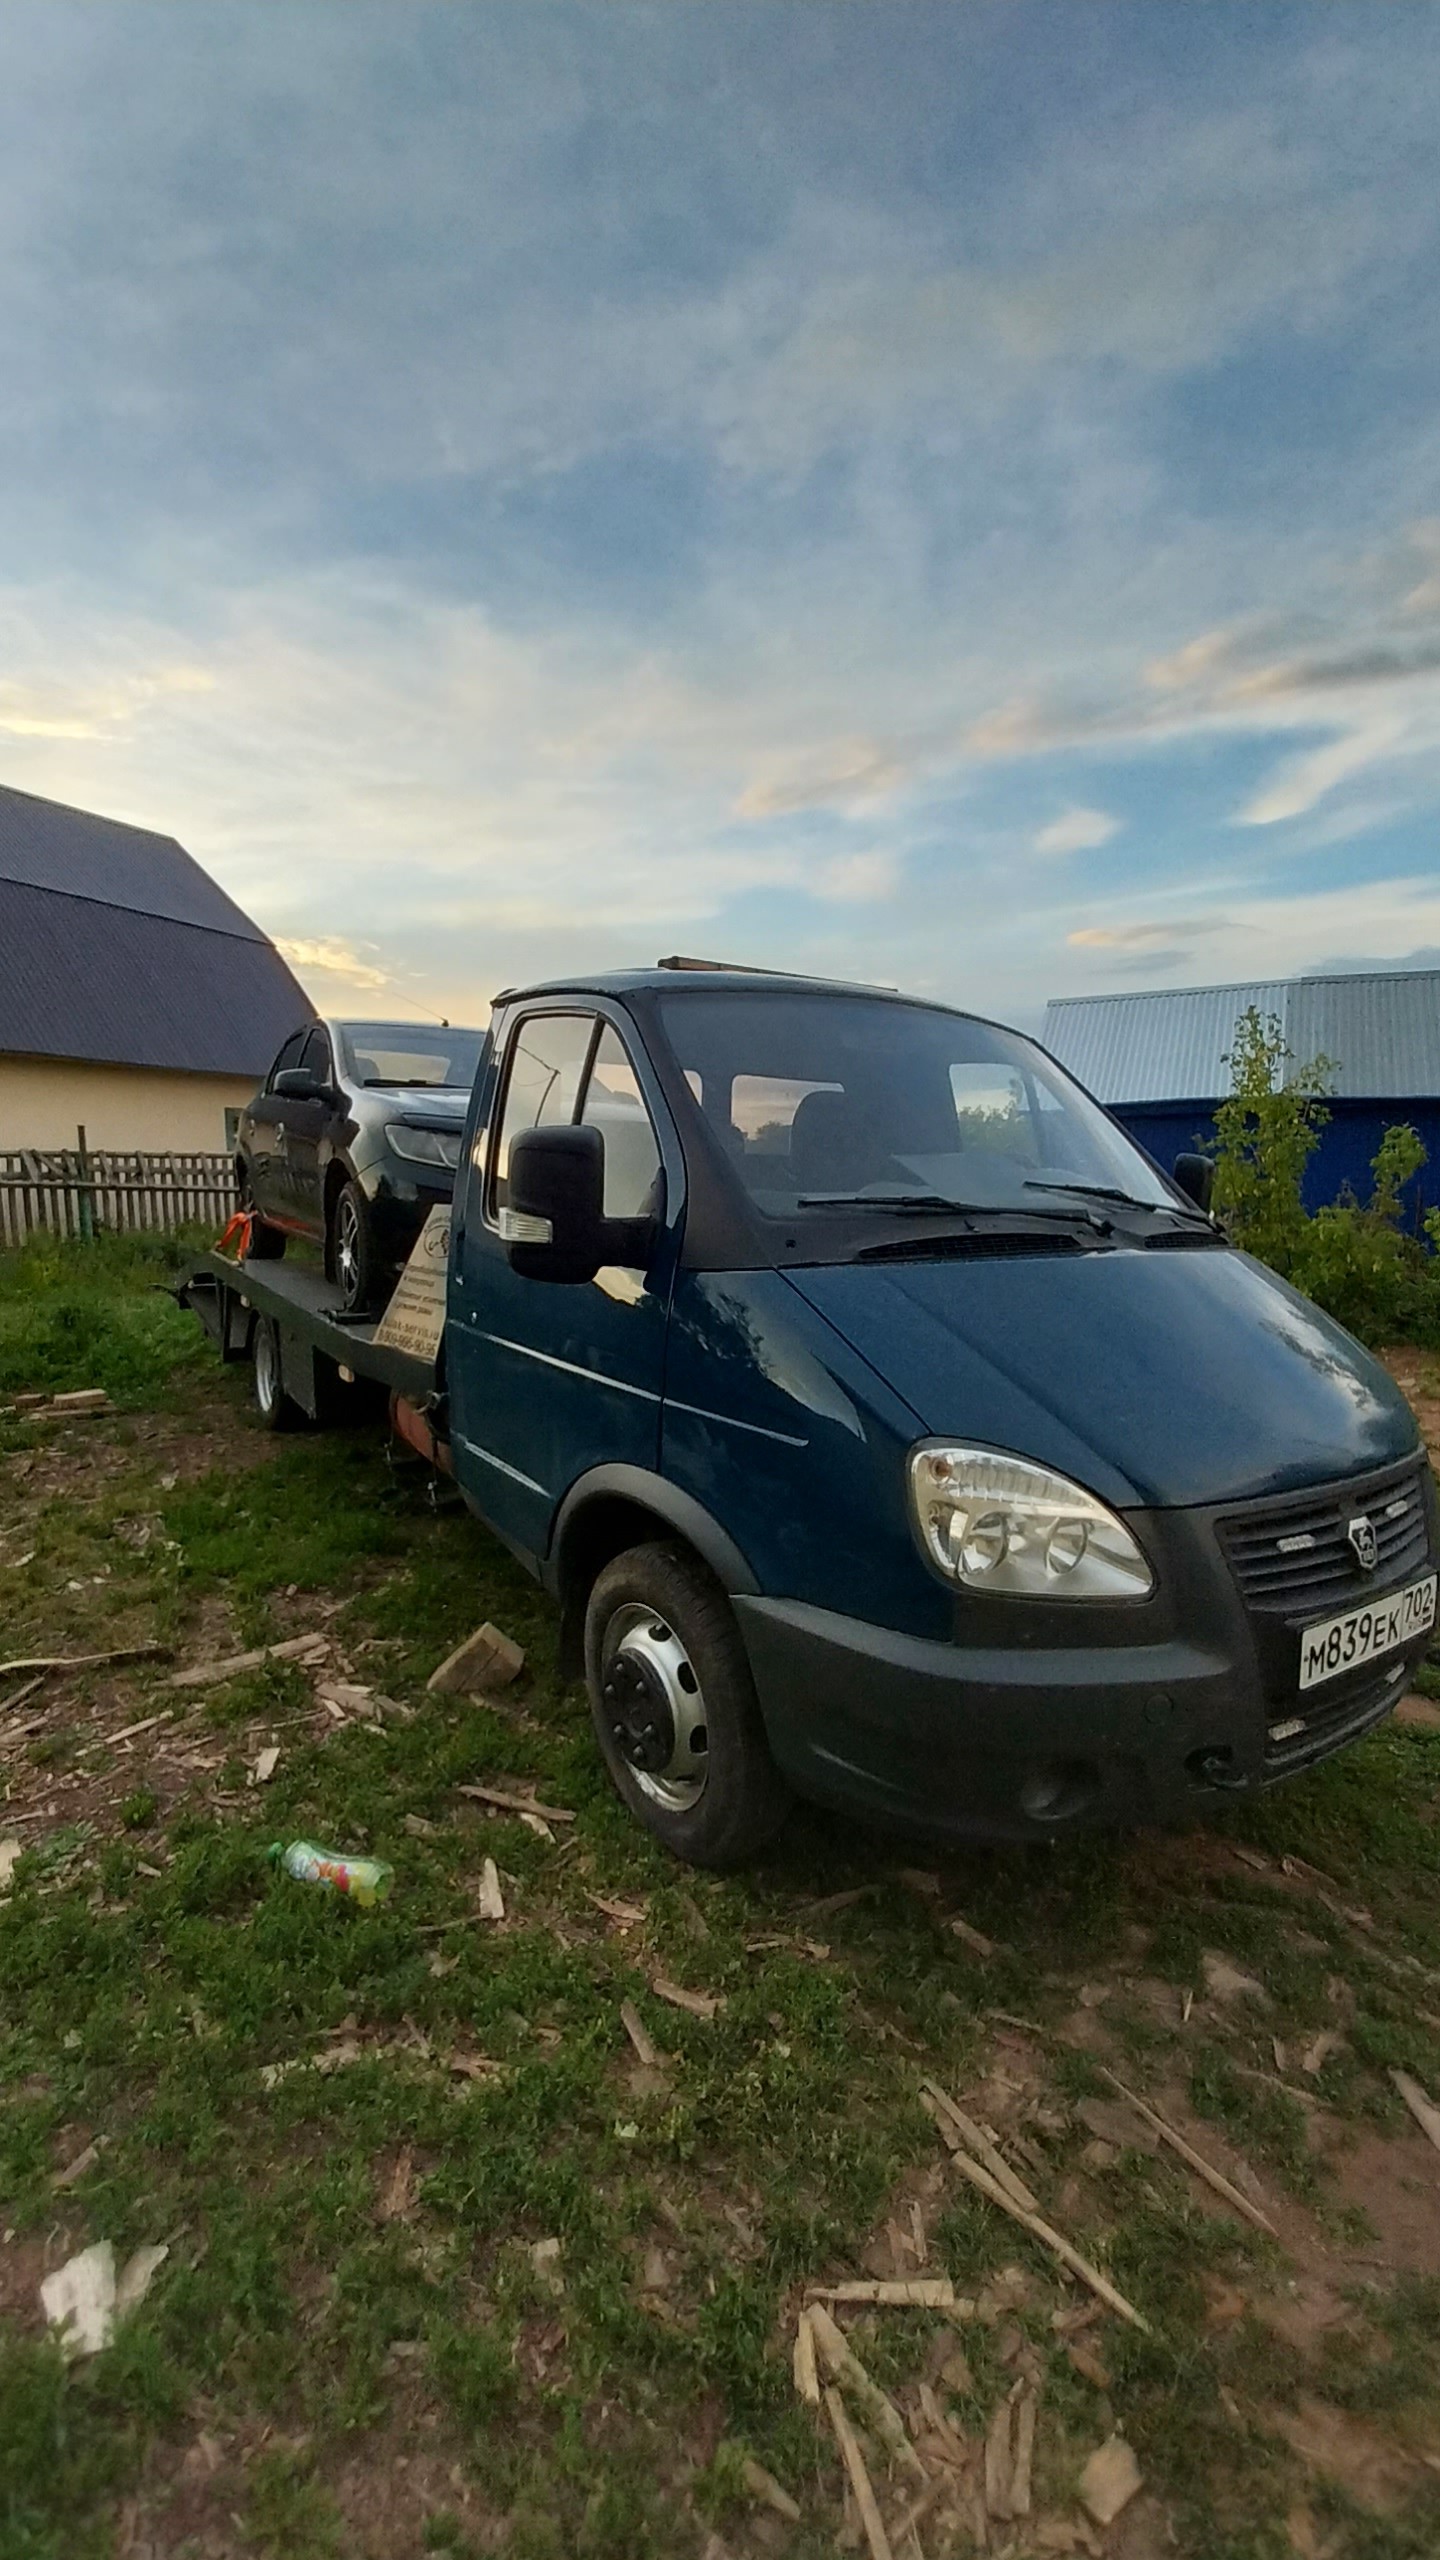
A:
[40,2238,168,2361]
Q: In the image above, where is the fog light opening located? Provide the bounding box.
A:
[1018,1760,1099,1825]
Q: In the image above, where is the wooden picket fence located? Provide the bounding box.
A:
[0,1148,237,1248]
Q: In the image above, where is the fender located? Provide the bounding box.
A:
[547,1463,761,1603]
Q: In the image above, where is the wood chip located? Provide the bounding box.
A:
[806,2302,925,2480]
[589,1892,647,1925]
[0,1675,44,1716]
[0,1839,22,1895]
[250,1744,280,1785]
[2,1643,171,1680]
[741,2458,801,2524]
[921,2083,1040,2215]
[1078,2435,1142,2527]
[936,2141,1149,2331]
[1098,2069,1277,2238]
[805,2279,956,2308]
[950,1915,1000,1958]
[1391,2068,1440,2156]
[456,1783,575,1823]
[1067,2343,1111,2390]
[792,2304,820,2405]
[475,1858,505,1922]
[825,2386,894,2560]
[378,2147,416,2223]
[518,1810,554,1841]
[620,2000,663,2069]
[1201,1950,1269,2006]
[53,2138,105,2190]
[650,1975,724,2019]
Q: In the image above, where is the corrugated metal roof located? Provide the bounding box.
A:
[0,879,309,1078]
[0,781,267,938]
[1043,971,1440,1104]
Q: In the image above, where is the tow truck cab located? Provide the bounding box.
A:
[440,968,1435,1867]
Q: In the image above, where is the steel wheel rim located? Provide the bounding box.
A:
[254,1323,279,1414]
[335,1196,361,1303]
[601,1602,708,1811]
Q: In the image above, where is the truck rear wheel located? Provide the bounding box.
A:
[251,1314,305,1433]
[584,1542,791,1868]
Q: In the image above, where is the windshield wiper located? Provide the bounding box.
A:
[361,1078,456,1089]
[1023,1177,1206,1220]
[797,1190,1111,1232]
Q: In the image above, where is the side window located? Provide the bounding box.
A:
[300,1028,332,1085]
[267,1032,306,1092]
[731,1073,842,1161]
[580,1024,662,1217]
[489,1013,596,1213]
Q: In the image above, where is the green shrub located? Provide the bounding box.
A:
[1210,1008,1440,1345]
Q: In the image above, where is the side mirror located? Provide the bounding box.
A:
[274,1067,331,1104]
[1173,1152,1216,1213]
[502,1124,605,1284]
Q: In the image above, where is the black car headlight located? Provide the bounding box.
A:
[385,1124,462,1170]
[907,1443,1153,1599]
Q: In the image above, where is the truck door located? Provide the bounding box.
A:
[448,1005,674,1560]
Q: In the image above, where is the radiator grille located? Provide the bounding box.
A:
[1219,1461,1430,1616]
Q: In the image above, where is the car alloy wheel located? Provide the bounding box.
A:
[334,1190,364,1308]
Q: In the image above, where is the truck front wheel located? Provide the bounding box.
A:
[584,1543,791,1868]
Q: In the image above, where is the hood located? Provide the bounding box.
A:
[367,1086,469,1120]
[787,1245,1418,1510]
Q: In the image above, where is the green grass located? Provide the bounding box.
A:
[3,1242,1440,2556]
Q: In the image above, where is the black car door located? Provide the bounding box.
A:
[284,1026,338,1237]
[246,1030,306,1219]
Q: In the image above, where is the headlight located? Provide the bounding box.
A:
[907,1444,1153,1599]
[385,1124,461,1170]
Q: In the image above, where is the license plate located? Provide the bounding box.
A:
[1298,1573,1437,1691]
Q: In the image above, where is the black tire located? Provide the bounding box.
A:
[237,1165,286,1261]
[331,1178,381,1314]
[584,1542,791,1868]
[251,1314,305,1433]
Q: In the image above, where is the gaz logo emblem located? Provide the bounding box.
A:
[1347,1515,1378,1572]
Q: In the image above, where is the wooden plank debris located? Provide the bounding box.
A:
[984,2398,1015,2518]
[936,2142,1149,2331]
[1391,2068,1440,2157]
[1011,2385,1038,2517]
[824,2386,894,2560]
[649,1975,724,2020]
[1099,2068,1277,2238]
[456,1783,575,1823]
[2,1643,171,1680]
[619,2000,664,2069]
[167,1634,325,1688]
[792,2304,820,2406]
[805,2278,956,2308]
[740,2459,801,2524]
[427,1622,525,1695]
[475,1858,505,1921]
[921,2082,1040,2216]
[950,1914,1000,1958]
[806,2302,926,2481]
[1078,2436,1142,2526]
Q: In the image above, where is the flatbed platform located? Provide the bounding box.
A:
[182,1250,438,1415]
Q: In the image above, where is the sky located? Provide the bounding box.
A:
[3,3,1440,1033]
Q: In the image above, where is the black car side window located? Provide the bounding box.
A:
[301,1028,332,1086]
[488,1013,597,1217]
[267,1032,306,1093]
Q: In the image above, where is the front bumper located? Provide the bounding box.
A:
[734,1551,1431,1844]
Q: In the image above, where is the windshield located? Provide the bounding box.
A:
[338,1022,485,1089]
[657,990,1177,1219]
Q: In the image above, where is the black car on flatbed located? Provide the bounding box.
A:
[236,1017,486,1311]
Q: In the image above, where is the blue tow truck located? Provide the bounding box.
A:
[185,962,1437,1868]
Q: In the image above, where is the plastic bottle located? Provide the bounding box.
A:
[269,1840,394,1907]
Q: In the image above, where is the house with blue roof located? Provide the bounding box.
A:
[1043,972,1440,1220]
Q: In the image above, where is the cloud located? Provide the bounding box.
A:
[274,936,389,993]
[1034,805,1119,856]
[815,849,898,903]
[1238,724,1401,825]
[1067,918,1229,950]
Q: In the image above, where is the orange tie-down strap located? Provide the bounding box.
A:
[215,1208,255,1258]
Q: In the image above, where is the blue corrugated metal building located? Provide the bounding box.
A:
[1042,971,1440,1217]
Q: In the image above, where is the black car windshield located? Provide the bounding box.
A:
[656,989,1178,1220]
[338,1023,485,1089]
